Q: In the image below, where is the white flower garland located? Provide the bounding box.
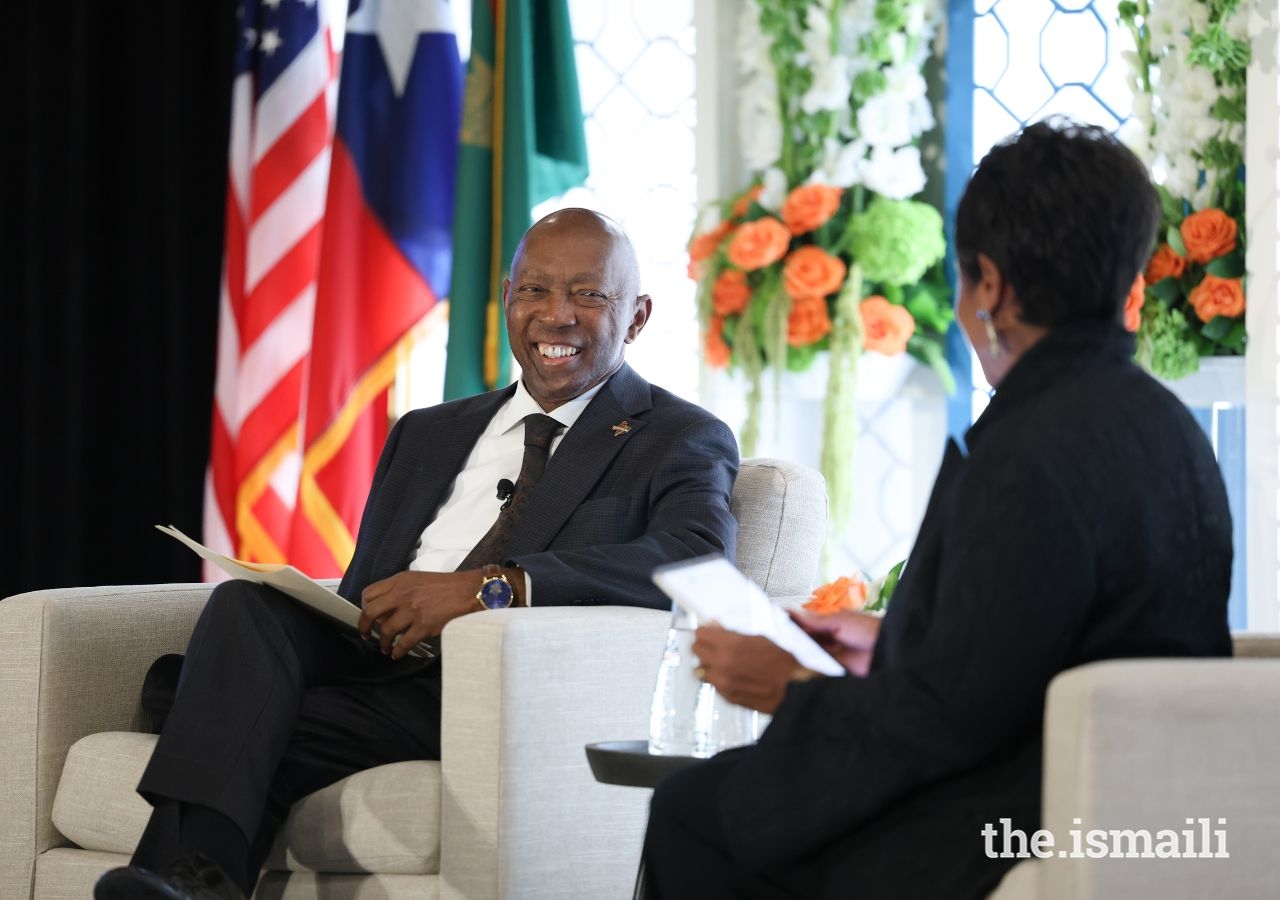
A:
[736,0,942,200]
[1120,0,1256,208]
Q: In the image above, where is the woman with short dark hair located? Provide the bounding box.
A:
[643,118,1233,900]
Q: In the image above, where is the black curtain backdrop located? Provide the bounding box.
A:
[4,2,237,598]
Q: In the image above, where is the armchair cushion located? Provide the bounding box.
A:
[52,732,154,855]
[54,732,443,875]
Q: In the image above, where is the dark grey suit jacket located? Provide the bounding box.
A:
[338,363,739,609]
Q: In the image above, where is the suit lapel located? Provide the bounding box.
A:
[504,365,652,557]
[370,388,514,579]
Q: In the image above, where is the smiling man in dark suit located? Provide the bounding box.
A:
[96,208,740,900]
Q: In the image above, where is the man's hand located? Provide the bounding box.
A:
[691,624,802,714]
[789,608,882,676]
[357,571,481,660]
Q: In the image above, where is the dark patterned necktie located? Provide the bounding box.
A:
[457,413,562,571]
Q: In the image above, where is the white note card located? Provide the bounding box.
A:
[651,555,845,676]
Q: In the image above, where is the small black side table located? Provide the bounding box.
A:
[585,740,705,900]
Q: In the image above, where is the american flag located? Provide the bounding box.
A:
[204,0,338,569]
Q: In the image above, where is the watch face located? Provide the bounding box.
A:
[479,577,514,609]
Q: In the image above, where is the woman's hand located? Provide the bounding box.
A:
[691,624,801,714]
[789,608,882,676]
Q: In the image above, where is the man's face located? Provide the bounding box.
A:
[504,224,650,411]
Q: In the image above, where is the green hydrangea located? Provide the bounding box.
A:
[846,198,947,286]
[1136,303,1201,381]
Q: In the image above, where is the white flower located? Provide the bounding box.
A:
[809,138,865,188]
[886,32,908,64]
[904,3,926,36]
[1187,2,1211,33]
[1117,117,1153,165]
[857,93,914,148]
[1163,157,1199,200]
[1146,3,1187,45]
[1131,92,1153,126]
[1120,47,1140,68]
[801,4,835,63]
[736,0,772,74]
[1226,5,1253,42]
[1154,117,1199,166]
[742,110,783,173]
[802,57,853,114]
[1169,65,1220,110]
[837,0,877,56]
[884,63,928,104]
[908,95,936,136]
[860,145,927,199]
[1192,115,1222,146]
[1192,182,1214,210]
[759,167,789,211]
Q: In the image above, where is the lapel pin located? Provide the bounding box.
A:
[611,420,631,437]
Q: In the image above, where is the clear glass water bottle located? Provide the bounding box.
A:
[648,604,768,757]
[693,687,764,757]
[648,604,702,755]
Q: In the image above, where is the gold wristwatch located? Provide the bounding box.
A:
[476,564,515,610]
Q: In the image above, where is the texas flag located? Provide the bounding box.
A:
[288,0,463,576]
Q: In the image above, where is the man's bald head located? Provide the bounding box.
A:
[511,208,642,301]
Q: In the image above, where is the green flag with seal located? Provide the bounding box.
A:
[444,0,589,398]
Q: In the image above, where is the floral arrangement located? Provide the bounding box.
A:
[1119,0,1250,379]
[689,0,950,530]
[803,558,904,615]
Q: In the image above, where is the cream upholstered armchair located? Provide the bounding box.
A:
[0,457,827,900]
[988,634,1280,900]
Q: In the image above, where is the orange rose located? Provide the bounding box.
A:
[1145,243,1187,283]
[787,295,833,346]
[803,575,869,615]
[705,316,731,368]
[726,217,791,271]
[781,184,843,235]
[731,185,764,219]
[1180,209,1238,264]
[782,246,847,300]
[1188,274,1246,323]
[1123,274,1145,333]
[860,295,915,355]
[712,269,751,316]
[688,221,733,264]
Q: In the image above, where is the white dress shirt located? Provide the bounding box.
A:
[407,378,606,604]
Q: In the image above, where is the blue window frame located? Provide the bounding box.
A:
[943,0,1247,627]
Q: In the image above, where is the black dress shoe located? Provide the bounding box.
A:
[94,854,246,900]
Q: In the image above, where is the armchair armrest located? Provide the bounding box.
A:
[1027,659,1280,900]
[0,584,211,899]
[438,605,668,900]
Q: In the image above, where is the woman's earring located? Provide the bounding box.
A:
[976,309,1002,358]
